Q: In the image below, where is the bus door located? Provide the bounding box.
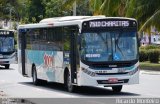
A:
[70,26,79,84]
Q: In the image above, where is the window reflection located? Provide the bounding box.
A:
[81,31,138,62]
[0,37,14,52]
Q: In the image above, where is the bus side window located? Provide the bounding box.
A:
[48,27,63,51]
[63,27,71,51]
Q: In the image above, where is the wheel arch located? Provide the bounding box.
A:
[31,63,36,76]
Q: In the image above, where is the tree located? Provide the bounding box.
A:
[42,0,72,18]
[26,0,45,23]
[91,0,128,16]
[0,0,22,21]
[126,0,160,44]
[76,0,92,15]
[63,0,93,15]
[89,0,103,15]
[63,0,129,16]
[126,0,160,32]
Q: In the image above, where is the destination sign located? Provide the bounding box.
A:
[82,19,137,30]
[89,21,129,28]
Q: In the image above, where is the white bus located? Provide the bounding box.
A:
[0,29,17,69]
[18,16,139,92]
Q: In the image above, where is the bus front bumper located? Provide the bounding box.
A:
[77,70,139,87]
[0,55,17,65]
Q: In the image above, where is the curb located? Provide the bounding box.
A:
[140,70,160,75]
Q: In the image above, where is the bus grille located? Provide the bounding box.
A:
[97,79,129,84]
[96,72,128,75]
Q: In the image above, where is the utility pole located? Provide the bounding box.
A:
[73,1,76,16]
[9,8,12,29]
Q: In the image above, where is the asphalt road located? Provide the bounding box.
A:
[0,64,160,103]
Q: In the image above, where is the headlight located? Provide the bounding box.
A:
[81,67,96,77]
[128,67,139,75]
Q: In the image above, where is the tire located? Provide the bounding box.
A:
[65,71,74,92]
[5,64,10,69]
[32,66,41,85]
[112,85,123,92]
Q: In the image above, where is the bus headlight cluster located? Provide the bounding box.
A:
[128,67,139,75]
[81,67,96,77]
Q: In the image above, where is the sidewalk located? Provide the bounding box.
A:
[140,70,160,75]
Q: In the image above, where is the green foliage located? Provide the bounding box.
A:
[139,49,148,62]
[63,0,93,16]
[27,0,45,23]
[126,0,160,32]
[148,49,160,63]
[43,0,71,18]
[63,0,77,9]
[140,45,160,50]
[0,0,21,20]
[0,0,91,23]
[87,0,160,33]
[145,45,160,50]
[21,0,92,23]
[140,61,160,71]
[76,1,93,15]
[1,0,160,32]
[101,0,127,16]
[139,45,160,63]
[12,21,18,30]
[89,0,103,15]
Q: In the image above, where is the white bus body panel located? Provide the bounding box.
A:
[0,53,16,63]
[21,50,64,83]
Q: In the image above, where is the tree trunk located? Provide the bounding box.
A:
[148,35,151,44]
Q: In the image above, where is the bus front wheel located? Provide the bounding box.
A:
[32,66,41,85]
[112,85,123,92]
[5,64,10,69]
[65,71,74,92]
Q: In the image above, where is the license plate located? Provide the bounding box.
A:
[108,78,118,83]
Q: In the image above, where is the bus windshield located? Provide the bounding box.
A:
[0,37,14,52]
[81,30,138,62]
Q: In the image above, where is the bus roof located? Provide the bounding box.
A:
[39,16,105,23]
[18,16,137,29]
[0,29,15,32]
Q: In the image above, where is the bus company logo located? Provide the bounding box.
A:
[89,21,129,28]
[43,53,55,68]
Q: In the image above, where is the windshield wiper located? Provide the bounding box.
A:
[115,32,125,59]
[98,32,108,51]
